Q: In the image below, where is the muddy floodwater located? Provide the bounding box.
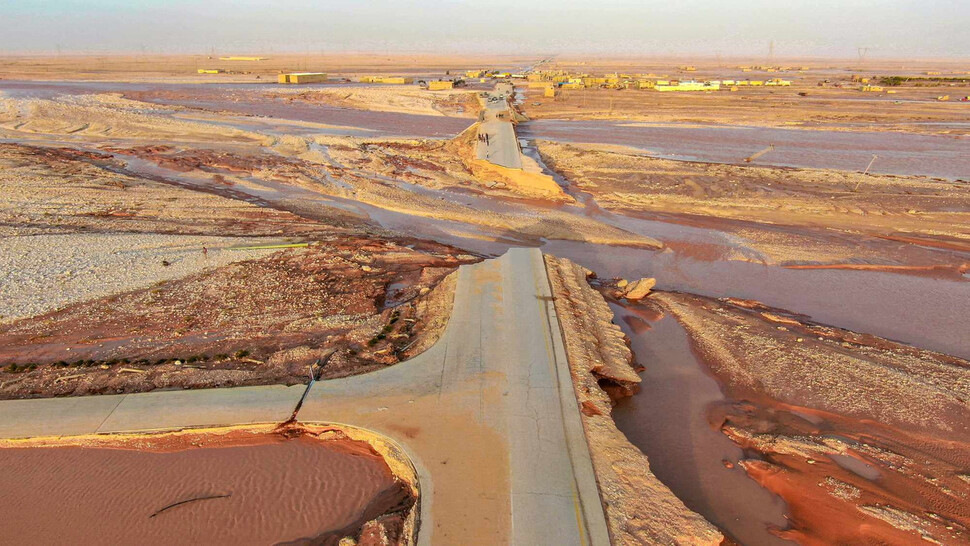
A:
[610,304,794,545]
[0,430,412,545]
[520,120,970,179]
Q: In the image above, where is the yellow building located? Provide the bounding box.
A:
[427,80,454,91]
[219,56,267,61]
[544,86,557,98]
[360,76,412,84]
[466,70,486,78]
[655,81,720,92]
[278,72,328,84]
[197,69,223,74]
[861,85,884,92]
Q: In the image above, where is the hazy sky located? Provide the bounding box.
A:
[2,0,968,58]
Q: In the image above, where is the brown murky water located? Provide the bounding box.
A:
[609,303,795,545]
[0,430,411,545]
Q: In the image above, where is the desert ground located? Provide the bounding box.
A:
[1,54,967,545]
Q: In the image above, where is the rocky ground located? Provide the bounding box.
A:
[643,291,970,545]
[0,238,473,399]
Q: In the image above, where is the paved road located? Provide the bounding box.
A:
[476,85,523,169]
[0,248,610,546]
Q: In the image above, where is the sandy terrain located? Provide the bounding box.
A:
[269,85,481,118]
[545,255,722,545]
[0,423,416,545]
[0,94,270,144]
[649,291,970,544]
[1,233,278,324]
[0,144,345,238]
[537,140,970,266]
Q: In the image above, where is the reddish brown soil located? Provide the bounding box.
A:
[0,426,414,545]
[656,292,970,545]
[0,239,476,399]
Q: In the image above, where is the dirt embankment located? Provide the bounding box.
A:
[544,255,723,545]
[0,239,476,399]
[653,291,970,545]
[537,140,970,266]
[0,423,418,545]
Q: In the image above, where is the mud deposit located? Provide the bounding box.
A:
[623,291,970,545]
[0,427,414,545]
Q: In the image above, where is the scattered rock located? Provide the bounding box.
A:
[623,277,656,301]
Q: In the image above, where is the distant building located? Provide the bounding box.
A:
[278,72,328,84]
[197,69,224,74]
[427,80,454,91]
[655,81,720,92]
[219,56,267,61]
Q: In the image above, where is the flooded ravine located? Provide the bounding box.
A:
[609,303,793,545]
[520,120,970,180]
[0,428,414,544]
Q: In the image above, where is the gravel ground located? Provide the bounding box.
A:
[1,233,278,323]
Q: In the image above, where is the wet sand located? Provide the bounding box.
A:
[0,80,471,138]
[0,426,414,545]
